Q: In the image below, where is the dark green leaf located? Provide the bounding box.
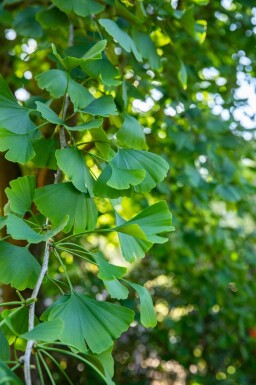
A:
[116,115,146,150]
[36,6,69,29]
[93,253,127,280]
[36,101,64,125]
[0,327,10,361]
[0,75,35,134]
[0,128,35,164]
[132,30,161,70]
[83,96,118,117]
[32,137,58,169]
[13,6,43,38]
[52,0,105,17]
[35,69,68,99]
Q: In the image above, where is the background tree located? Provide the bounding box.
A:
[0,1,256,385]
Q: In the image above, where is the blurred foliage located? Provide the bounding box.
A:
[0,0,256,384]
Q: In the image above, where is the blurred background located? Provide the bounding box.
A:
[1,1,256,384]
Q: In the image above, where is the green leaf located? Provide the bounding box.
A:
[36,6,69,29]
[0,241,40,290]
[0,216,6,230]
[35,69,68,99]
[93,253,127,280]
[36,101,64,125]
[81,57,121,86]
[52,40,107,71]
[67,118,103,132]
[0,360,24,385]
[0,327,10,361]
[68,79,94,110]
[83,96,118,117]
[126,281,157,328]
[178,59,188,90]
[32,137,58,169]
[99,19,142,62]
[89,127,115,161]
[111,149,169,193]
[42,292,134,354]
[56,147,95,194]
[0,128,35,164]
[104,279,129,300]
[52,0,105,17]
[6,214,68,244]
[34,183,98,233]
[13,6,43,38]
[21,319,64,342]
[5,176,36,216]
[116,115,146,150]
[132,30,161,70]
[0,75,35,134]
[85,348,115,385]
[215,184,241,202]
[115,202,174,262]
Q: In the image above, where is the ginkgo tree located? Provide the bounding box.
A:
[0,1,175,385]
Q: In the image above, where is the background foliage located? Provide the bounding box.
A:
[1,1,256,385]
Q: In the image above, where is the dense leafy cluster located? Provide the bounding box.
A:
[0,0,256,385]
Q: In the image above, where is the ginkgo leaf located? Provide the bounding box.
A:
[95,163,146,194]
[85,348,115,385]
[34,183,97,233]
[0,128,35,164]
[52,40,107,71]
[99,19,142,62]
[32,137,58,169]
[0,216,6,230]
[93,253,127,280]
[68,79,94,110]
[0,241,40,290]
[111,149,169,193]
[81,57,121,86]
[0,360,24,385]
[83,96,118,117]
[104,279,129,300]
[116,115,146,150]
[36,101,64,125]
[35,69,68,99]
[21,319,64,342]
[5,175,36,216]
[89,127,115,161]
[125,281,157,328]
[0,75,35,134]
[114,202,174,262]
[52,0,105,18]
[56,147,95,194]
[116,201,174,244]
[67,118,103,131]
[6,214,68,244]
[42,292,134,354]
[0,327,10,361]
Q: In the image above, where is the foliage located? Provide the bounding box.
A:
[0,1,256,385]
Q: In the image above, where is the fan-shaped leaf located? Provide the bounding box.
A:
[5,176,36,216]
[56,147,95,194]
[6,214,68,244]
[0,128,35,164]
[0,241,40,290]
[34,183,97,233]
[42,292,134,354]
[93,254,127,280]
[35,69,68,99]
[21,319,64,342]
[0,327,10,361]
[83,96,118,117]
[53,0,105,18]
[117,115,146,150]
[104,279,129,300]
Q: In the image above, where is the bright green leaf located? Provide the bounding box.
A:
[35,69,68,99]
[81,57,121,86]
[83,96,118,117]
[21,319,64,342]
[0,241,40,290]
[178,59,188,90]
[116,115,146,150]
[52,0,105,17]
[5,176,36,216]
[104,279,129,300]
[6,214,68,244]
[68,79,94,110]
[42,292,134,354]
[93,253,127,280]
[67,118,103,132]
[126,281,157,328]
[36,101,64,125]
[99,19,142,62]
[56,147,95,194]
[34,183,97,233]
[0,128,35,164]
[132,30,161,70]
